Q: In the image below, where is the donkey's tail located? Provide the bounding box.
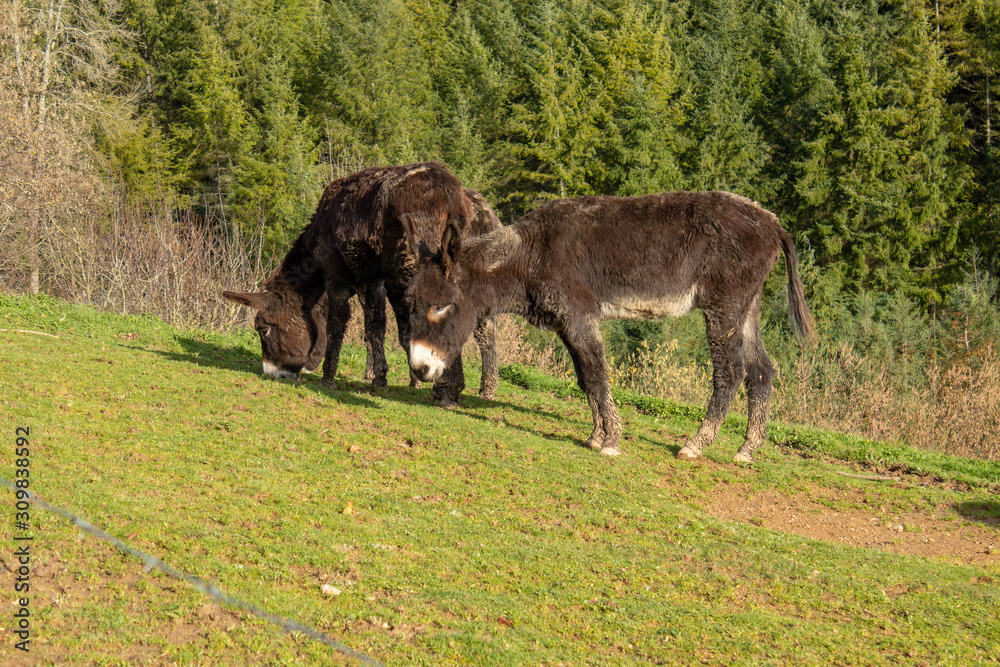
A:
[779,231,817,346]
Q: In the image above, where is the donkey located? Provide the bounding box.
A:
[223,162,500,406]
[405,190,816,462]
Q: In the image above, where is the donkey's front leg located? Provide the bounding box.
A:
[432,353,465,408]
[584,388,622,456]
[321,288,353,389]
[388,287,423,389]
[358,282,389,389]
[559,325,622,456]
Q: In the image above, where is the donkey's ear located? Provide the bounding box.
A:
[223,291,271,311]
[440,222,462,279]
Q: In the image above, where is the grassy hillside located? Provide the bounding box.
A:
[1,294,998,666]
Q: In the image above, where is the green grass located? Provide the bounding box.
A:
[2,293,999,665]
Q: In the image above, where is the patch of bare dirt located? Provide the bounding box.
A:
[704,479,1000,568]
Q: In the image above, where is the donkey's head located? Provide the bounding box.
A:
[405,223,482,383]
[222,289,327,379]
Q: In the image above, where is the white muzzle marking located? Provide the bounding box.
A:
[410,341,447,382]
[262,360,298,379]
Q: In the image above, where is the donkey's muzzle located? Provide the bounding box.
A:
[409,341,447,382]
[263,360,300,380]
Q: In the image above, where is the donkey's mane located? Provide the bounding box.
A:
[467,225,522,273]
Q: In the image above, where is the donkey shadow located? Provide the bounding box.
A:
[143,336,376,409]
[146,335,574,423]
[146,336,258,373]
[146,336,679,453]
[311,375,583,446]
[412,385,683,456]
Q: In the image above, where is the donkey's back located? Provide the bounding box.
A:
[516,191,788,322]
[303,162,473,284]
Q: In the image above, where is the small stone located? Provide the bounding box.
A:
[348,444,362,453]
[321,584,341,596]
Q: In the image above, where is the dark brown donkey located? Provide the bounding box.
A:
[224,162,500,405]
[406,191,816,462]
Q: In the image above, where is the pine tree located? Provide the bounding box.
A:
[799,14,908,286]
[933,0,1000,277]
[758,0,837,212]
[93,111,188,204]
[895,0,973,299]
[584,0,687,195]
[500,0,610,210]
[939,249,1000,363]
[435,3,517,194]
[680,0,770,198]
[318,0,442,165]
[175,26,258,221]
[234,53,322,250]
[121,0,328,233]
[778,0,970,297]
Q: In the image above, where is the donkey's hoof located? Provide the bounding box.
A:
[599,446,621,457]
[585,438,603,452]
[320,378,338,390]
[733,451,754,465]
[438,397,460,409]
[677,445,701,461]
[371,378,389,390]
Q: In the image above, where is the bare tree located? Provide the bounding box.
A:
[1,0,131,293]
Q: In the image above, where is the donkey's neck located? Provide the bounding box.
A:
[270,236,326,307]
[465,228,528,318]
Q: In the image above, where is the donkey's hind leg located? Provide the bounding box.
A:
[358,282,390,389]
[734,309,776,464]
[473,317,499,400]
[678,311,747,461]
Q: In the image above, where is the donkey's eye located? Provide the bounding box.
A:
[428,304,452,322]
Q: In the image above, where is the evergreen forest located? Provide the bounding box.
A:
[5,0,999,289]
[3,0,1000,456]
